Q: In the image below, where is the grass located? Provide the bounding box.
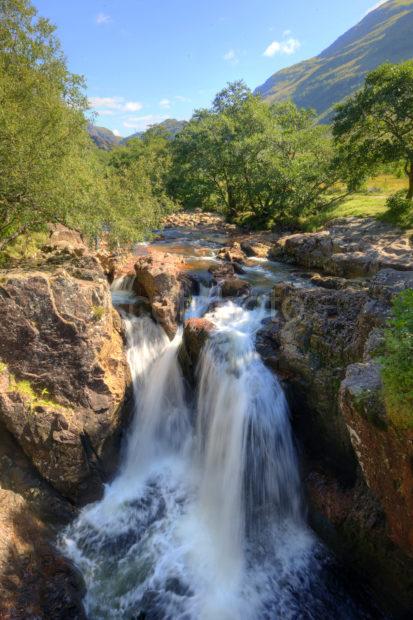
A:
[380,290,413,430]
[0,231,48,268]
[8,375,68,412]
[92,305,106,321]
[302,174,412,231]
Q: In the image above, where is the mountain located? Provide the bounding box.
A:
[88,125,122,150]
[122,118,187,144]
[255,0,413,121]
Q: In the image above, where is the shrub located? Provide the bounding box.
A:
[381,289,413,429]
[383,191,413,227]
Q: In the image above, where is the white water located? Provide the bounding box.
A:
[61,278,374,620]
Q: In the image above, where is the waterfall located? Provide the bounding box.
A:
[60,282,373,620]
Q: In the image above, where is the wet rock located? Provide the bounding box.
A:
[178,318,215,384]
[220,278,251,298]
[208,262,235,281]
[0,488,86,620]
[134,253,192,339]
[306,468,413,617]
[0,258,130,504]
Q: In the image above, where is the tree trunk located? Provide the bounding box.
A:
[408,162,413,201]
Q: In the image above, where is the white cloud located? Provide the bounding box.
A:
[96,13,111,25]
[365,1,387,15]
[223,49,239,64]
[88,96,143,114]
[124,101,143,112]
[175,95,191,103]
[283,29,292,37]
[96,109,114,116]
[123,115,169,132]
[263,36,301,57]
[113,129,121,137]
[159,98,171,109]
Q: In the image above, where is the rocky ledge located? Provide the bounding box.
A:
[256,267,413,614]
[274,217,413,277]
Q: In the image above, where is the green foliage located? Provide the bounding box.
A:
[170,82,336,227]
[92,305,106,320]
[333,61,413,202]
[381,289,413,429]
[383,191,413,227]
[0,0,172,254]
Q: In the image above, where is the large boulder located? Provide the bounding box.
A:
[276,218,413,277]
[0,256,130,504]
[134,253,192,339]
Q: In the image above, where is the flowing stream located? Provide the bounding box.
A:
[62,239,381,619]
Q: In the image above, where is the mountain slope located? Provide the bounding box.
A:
[87,125,122,150]
[255,0,413,120]
[122,119,187,144]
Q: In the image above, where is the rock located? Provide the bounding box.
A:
[46,223,87,254]
[271,284,369,478]
[369,268,413,304]
[276,218,413,277]
[0,488,85,619]
[306,468,413,617]
[310,273,353,290]
[258,267,413,613]
[240,241,271,258]
[134,253,192,339]
[208,262,235,281]
[178,318,215,384]
[0,256,130,504]
[340,362,413,556]
[220,278,251,298]
[217,242,247,264]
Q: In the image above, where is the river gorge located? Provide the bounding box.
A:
[0,215,412,618]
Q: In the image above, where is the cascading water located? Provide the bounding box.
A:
[61,276,379,620]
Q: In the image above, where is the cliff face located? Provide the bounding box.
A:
[0,231,132,618]
[0,252,130,504]
[256,256,413,613]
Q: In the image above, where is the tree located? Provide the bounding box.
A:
[333,61,413,200]
[0,0,171,251]
[0,0,102,248]
[170,82,335,227]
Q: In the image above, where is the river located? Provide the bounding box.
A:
[60,225,383,619]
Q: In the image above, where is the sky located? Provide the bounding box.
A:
[34,0,388,136]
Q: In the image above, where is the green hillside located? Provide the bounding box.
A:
[87,124,122,150]
[122,118,187,143]
[255,0,413,120]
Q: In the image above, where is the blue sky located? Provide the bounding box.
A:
[35,0,387,136]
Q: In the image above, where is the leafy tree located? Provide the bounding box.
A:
[0,0,170,251]
[170,82,335,227]
[333,61,413,200]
